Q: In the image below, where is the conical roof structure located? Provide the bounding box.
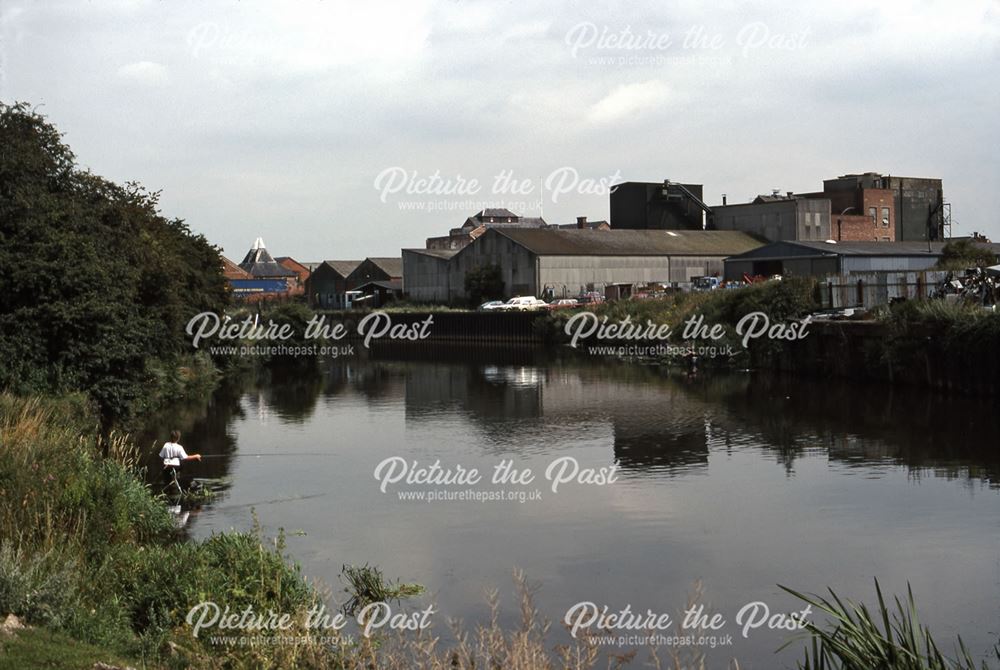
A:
[239,237,296,278]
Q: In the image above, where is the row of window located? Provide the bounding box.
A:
[868,206,891,227]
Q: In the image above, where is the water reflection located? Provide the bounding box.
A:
[146,356,1000,494]
[147,353,1000,667]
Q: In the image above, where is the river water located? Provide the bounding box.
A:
[141,352,1000,668]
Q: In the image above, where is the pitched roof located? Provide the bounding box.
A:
[355,279,403,292]
[318,260,363,277]
[239,237,296,278]
[553,220,610,230]
[221,255,251,280]
[403,248,459,259]
[726,240,1000,261]
[365,257,403,277]
[479,208,518,219]
[491,228,765,256]
[275,257,311,275]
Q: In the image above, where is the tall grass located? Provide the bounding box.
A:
[782,581,999,670]
[0,393,319,664]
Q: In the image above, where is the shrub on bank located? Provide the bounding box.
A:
[0,394,318,664]
[543,278,821,368]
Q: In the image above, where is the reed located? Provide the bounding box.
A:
[780,581,999,670]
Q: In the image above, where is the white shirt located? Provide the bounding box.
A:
[159,442,189,467]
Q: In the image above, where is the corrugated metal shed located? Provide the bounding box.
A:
[320,260,363,277]
[366,257,404,277]
[727,240,1000,261]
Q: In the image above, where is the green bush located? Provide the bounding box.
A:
[0,101,229,420]
[0,544,78,628]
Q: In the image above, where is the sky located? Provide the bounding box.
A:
[2,0,998,261]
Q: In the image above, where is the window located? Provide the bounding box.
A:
[881,236,891,242]
[868,207,877,225]
[881,207,890,227]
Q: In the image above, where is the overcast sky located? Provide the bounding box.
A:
[2,0,998,261]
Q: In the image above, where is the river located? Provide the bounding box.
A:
[140,351,1000,668]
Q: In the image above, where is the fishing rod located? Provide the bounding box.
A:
[195,453,338,458]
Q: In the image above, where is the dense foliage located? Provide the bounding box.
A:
[543,277,822,368]
[0,394,317,666]
[936,239,996,270]
[464,264,504,306]
[0,101,229,419]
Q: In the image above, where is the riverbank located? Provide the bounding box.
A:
[235,282,1000,394]
[535,278,1000,394]
[0,393,324,668]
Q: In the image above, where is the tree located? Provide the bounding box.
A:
[0,101,230,419]
[936,239,996,270]
[464,264,504,306]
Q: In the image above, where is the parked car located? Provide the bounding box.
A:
[691,276,721,292]
[546,298,580,311]
[578,292,605,305]
[478,300,505,311]
[500,296,548,311]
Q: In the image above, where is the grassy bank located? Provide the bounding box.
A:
[0,393,320,668]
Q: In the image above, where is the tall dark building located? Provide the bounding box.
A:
[610,181,708,230]
[822,173,944,241]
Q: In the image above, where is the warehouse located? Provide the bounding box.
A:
[401,248,458,303]
[436,228,764,302]
[723,240,1000,281]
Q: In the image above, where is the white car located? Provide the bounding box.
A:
[478,300,505,311]
[500,296,547,311]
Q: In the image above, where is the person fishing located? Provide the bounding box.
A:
[160,430,201,493]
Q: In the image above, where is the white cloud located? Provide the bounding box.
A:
[586,80,670,124]
[116,60,168,86]
[2,0,998,257]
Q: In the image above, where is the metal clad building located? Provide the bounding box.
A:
[441,228,764,301]
[723,241,1000,280]
[402,248,457,303]
[709,197,831,242]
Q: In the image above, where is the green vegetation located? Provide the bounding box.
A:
[339,564,425,616]
[0,101,229,421]
[0,626,146,670]
[936,240,996,271]
[870,299,1000,389]
[544,277,821,368]
[783,581,999,670]
[464,264,504,306]
[0,394,317,667]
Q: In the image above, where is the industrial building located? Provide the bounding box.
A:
[344,257,403,307]
[610,181,710,230]
[225,238,297,299]
[819,173,945,242]
[402,248,459,303]
[723,240,1000,281]
[707,172,943,244]
[426,208,548,250]
[306,260,361,308]
[405,227,764,303]
[709,193,832,242]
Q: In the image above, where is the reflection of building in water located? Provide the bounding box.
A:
[401,361,726,472]
[611,421,708,470]
[540,369,713,470]
[403,364,542,423]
